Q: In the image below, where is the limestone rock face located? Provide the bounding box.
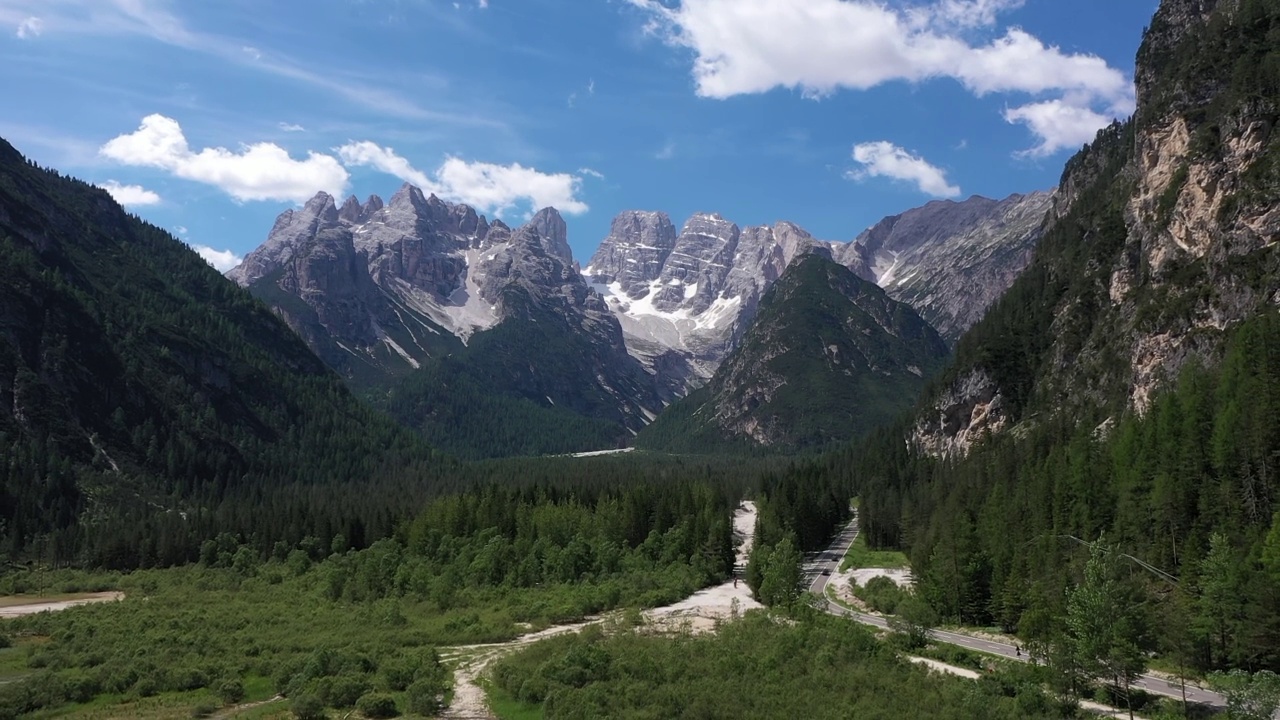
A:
[588,193,1049,396]
[909,0,1280,457]
[836,192,1054,344]
[230,189,661,430]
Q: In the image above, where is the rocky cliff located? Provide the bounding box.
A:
[587,193,1047,396]
[232,187,662,452]
[912,0,1280,457]
[836,191,1054,343]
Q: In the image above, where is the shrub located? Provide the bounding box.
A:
[328,675,370,708]
[173,667,210,692]
[405,679,444,716]
[356,692,399,718]
[291,693,325,720]
[133,675,159,698]
[190,702,218,718]
[217,677,246,704]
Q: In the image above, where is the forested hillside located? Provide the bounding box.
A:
[0,138,450,567]
[381,285,646,459]
[638,255,948,454]
[838,0,1280,675]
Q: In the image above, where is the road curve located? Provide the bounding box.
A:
[805,513,1226,709]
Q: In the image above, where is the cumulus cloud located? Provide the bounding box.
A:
[626,0,1131,154]
[337,141,588,216]
[849,141,960,198]
[1003,99,1115,157]
[191,245,242,272]
[100,115,349,203]
[15,16,41,38]
[99,180,162,207]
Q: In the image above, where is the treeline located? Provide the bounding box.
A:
[6,448,776,570]
[855,312,1280,673]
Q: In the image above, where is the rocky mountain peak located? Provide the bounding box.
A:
[526,207,573,265]
[336,194,384,224]
[339,195,363,223]
[303,191,340,223]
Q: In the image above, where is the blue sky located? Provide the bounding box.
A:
[0,0,1157,269]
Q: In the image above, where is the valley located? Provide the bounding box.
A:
[3,0,1280,718]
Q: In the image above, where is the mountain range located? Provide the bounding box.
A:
[230,185,1051,456]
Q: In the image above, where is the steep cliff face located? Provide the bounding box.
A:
[233,188,663,454]
[586,213,827,394]
[638,255,949,453]
[589,193,1048,396]
[913,0,1280,457]
[836,192,1054,343]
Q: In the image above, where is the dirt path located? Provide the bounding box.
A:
[439,501,760,718]
[213,694,284,719]
[0,592,123,618]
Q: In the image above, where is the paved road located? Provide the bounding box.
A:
[805,513,1226,709]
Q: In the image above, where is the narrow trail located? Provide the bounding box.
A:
[438,501,759,719]
[213,694,284,719]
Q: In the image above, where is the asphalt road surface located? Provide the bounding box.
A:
[805,512,1227,709]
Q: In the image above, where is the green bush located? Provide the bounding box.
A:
[217,677,246,704]
[328,674,370,708]
[405,679,444,716]
[291,693,325,720]
[356,692,399,718]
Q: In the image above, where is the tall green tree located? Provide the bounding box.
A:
[1060,542,1149,719]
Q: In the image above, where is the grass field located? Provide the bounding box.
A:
[838,531,910,571]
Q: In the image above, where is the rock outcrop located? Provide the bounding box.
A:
[909,0,1280,457]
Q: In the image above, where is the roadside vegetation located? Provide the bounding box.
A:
[488,609,1064,720]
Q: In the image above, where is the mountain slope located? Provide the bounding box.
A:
[638,255,949,453]
[838,0,1280,666]
[382,223,662,459]
[234,192,662,458]
[0,139,441,565]
[835,191,1054,343]
[912,0,1280,458]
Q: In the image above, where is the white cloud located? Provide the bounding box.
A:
[192,245,242,272]
[1003,99,1115,157]
[579,167,605,179]
[278,122,306,133]
[655,141,676,160]
[626,0,1131,154]
[849,141,960,198]
[337,141,589,216]
[337,141,434,188]
[101,114,349,203]
[15,15,41,38]
[917,0,1025,29]
[99,180,161,206]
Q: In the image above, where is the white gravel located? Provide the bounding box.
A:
[0,592,123,618]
